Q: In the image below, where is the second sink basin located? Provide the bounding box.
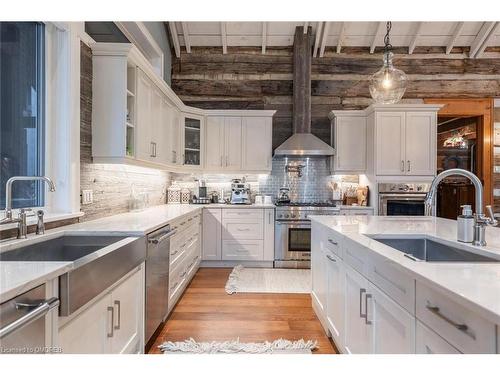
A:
[370,236,500,263]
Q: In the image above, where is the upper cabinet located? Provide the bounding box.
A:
[330,104,442,177]
[90,43,275,174]
[205,112,275,173]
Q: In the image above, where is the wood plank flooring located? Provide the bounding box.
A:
[148,268,336,354]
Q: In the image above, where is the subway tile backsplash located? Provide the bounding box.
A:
[171,157,359,203]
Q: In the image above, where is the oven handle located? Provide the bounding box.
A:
[378,194,427,199]
[275,221,311,229]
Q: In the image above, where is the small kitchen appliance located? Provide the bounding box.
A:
[277,187,291,204]
[230,179,251,205]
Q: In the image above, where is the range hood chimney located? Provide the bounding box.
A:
[274,26,334,157]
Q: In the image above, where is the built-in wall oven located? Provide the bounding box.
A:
[378,183,431,216]
[274,204,340,268]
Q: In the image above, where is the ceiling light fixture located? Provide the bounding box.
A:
[369,22,408,104]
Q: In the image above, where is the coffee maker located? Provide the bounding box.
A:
[230,178,251,205]
[192,179,211,204]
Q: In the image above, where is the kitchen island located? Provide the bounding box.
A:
[310,215,500,354]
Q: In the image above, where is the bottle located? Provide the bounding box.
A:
[457,205,474,243]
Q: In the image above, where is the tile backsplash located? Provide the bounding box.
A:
[171,157,359,203]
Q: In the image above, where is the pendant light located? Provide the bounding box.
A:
[369,22,408,104]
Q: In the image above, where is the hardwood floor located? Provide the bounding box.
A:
[148,268,337,354]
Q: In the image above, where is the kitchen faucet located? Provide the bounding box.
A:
[424,168,497,246]
[0,176,56,238]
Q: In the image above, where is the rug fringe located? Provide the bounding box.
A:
[224,264,244,294]
[159,337,318,354]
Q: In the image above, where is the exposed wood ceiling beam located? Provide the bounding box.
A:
[337,22,345,54]
[168,22,181,58]
[408,22,424,54]
[181,22,191,53]
[313,21,324,57]
[370,22,385,54]
[303,22,308,33]
[446,22,465,54]
[319,21,330,57]
[221,22,227,54]
[469,21,497,58]
[473,22,499,58]
[262,22,267,54]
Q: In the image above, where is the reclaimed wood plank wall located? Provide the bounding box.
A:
[171,46,500,150]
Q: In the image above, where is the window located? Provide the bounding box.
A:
[0,22,45,209]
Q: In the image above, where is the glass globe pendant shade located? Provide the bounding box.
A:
[369,52,408,104]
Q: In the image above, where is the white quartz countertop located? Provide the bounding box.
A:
[309,215,500,324]
[0,262,73,303]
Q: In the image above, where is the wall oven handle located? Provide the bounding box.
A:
[0,297,59,339]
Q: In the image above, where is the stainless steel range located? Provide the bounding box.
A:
[274,202,340,268]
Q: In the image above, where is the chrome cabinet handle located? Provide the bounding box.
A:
[426,303,475,339]
[365,293,372,325]
[268,211,272,225]
[0,297,59,340]
[328,239,338,246]
[407,160,410,172]
[172,150,177,163]
[401,160,405,172]
[170,282,179,292]
[180,271,187,278]
[237,228,250,231]
[171,249,179,257]
[225,156,228,167]
[220,156,223,167]
[114,300,121,330]
[359,288,367,318]
[150,142,155,158]
[326,254,337,262]
[107,306,114,338]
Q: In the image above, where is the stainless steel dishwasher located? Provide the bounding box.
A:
[145,224,176,344]
[0,284,59,354]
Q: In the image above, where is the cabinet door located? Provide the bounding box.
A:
[325,250,345,348]
[224,117,242,170]
[202,208,222,260]
[241,117,272,171]
[183,115,202,167]
[343,266,372,354]
[149,87,163,163]
[263,208,275,261]
[311,228,327,313]
[205,116,225,170]
[334,116,366,172]
[155,97,172,165]
[135,70,154,162]
[405,112,436,176]
[375,112,405,175]
[58,293,111,354]
[370,282,415,354]
[170,108,181,164]
[110,267,144,354]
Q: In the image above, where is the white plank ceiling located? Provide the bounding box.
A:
[169,21,500,58]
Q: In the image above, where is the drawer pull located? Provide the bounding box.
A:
[359,288,367,318]
[170,281,179,291]
[171,250,179,256]
[237,228,251,231]
[180,271,187,278]
[328,239,338,246]
[326,254,337,263]
[426,303,476,340]
[365,293,372,325]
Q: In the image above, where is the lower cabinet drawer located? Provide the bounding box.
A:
[416,281,496,353]
[222,240,264,261]
[222,209,264,219]
[318,225,342,258]
[416,320,461,354]
[222,221,263,240]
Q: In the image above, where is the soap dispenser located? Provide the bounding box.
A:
[457,205,474,243]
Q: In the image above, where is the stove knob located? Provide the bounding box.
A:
[291,213,297,218]
[416,185,423,192]
[278,214,283,219]
[285,214,290,218]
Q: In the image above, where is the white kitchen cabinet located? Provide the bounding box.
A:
[329,112,367,172]
[170,108,182,165]
[202,208,222,261]
[181,113,204,168]
[241,117,273,172]
[375,111,406,175]
[370,281,415,354]
[205,116,225,170]
[405,112,436,175]
[343,265,372,354]
[325,249,344,348]
[136,69,154,162]
[263,208,275,261]
[224,117,243,170]
[59,265,145,354]
[204,116,242,171]
[416,320,461,354]
[311,231,327,315]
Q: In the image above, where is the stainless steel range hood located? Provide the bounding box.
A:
[274,26,334,157]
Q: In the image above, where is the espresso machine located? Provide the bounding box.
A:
[230,178,251,205]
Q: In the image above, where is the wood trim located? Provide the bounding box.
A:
[424,98,494,209]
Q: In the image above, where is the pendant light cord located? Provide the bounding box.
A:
[383,21,392,54]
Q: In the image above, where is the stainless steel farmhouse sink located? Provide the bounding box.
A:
[0,234,146,316]
[369,236,500,263]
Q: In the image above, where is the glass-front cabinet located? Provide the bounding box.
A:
[181,114,203,167]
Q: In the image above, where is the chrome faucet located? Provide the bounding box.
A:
[1,176,56,238]
[424,168,497,246]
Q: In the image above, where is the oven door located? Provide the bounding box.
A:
[274,221,311,262]
[379,194,427,216]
